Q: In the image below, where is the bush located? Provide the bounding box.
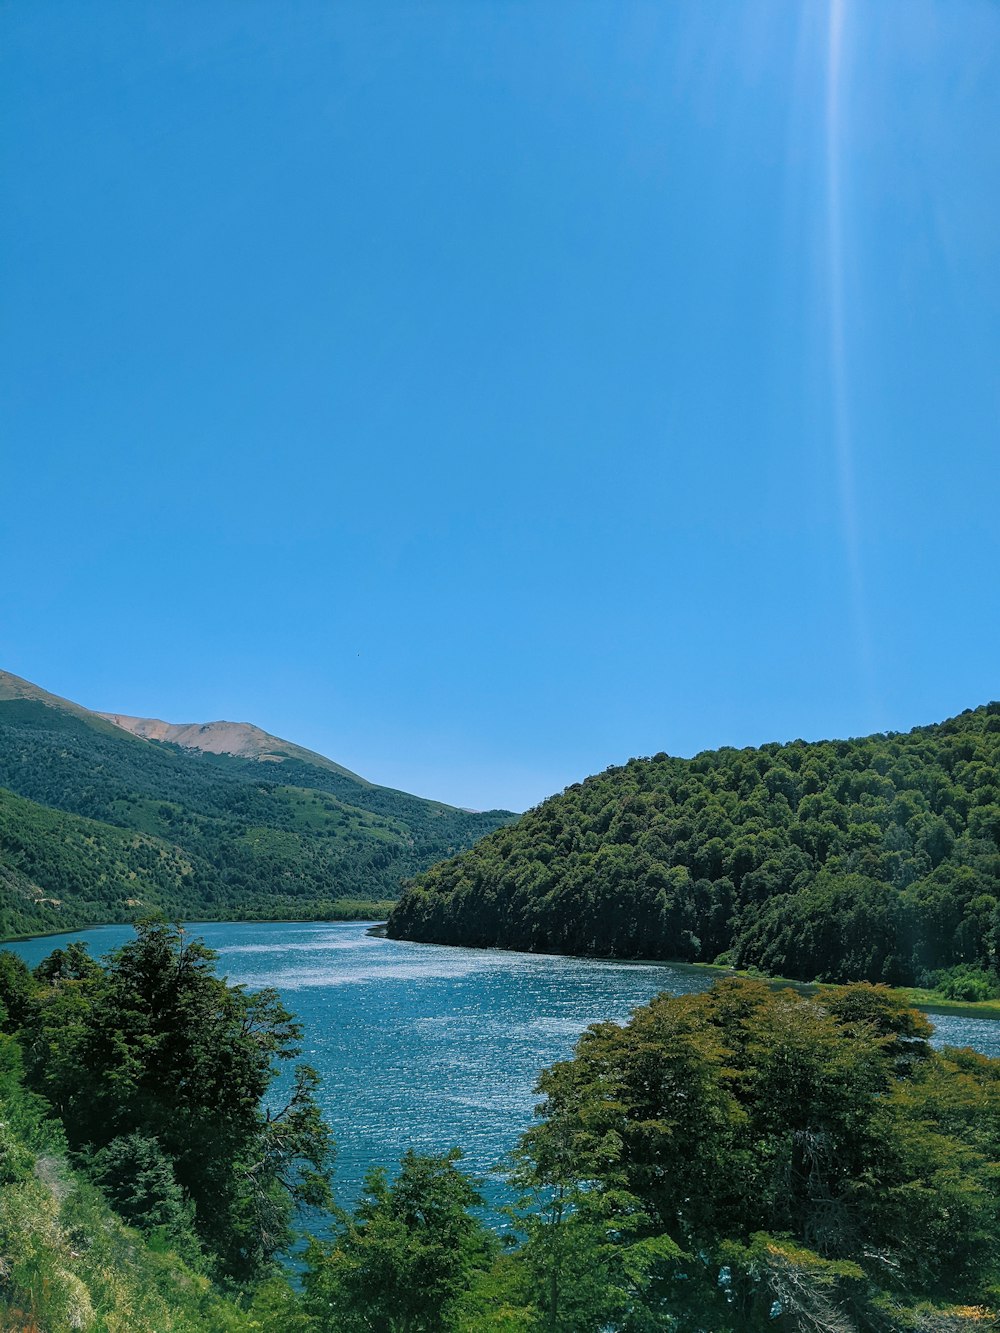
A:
[88,1134,189,1235]
[934,965,1000,1002]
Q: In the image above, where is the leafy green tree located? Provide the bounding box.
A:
[304,1149,496,1332]
[33,941,102,984]
[0,950,37,1033]
[933,964,1000,1002]
[507,1117,681,1332]
[22,919,334,1280]
[88,1132,189,1234]
[509,979,1000,1330]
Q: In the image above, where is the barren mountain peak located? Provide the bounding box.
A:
[98,712,366,780]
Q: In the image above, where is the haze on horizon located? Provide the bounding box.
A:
[2,2,998,813]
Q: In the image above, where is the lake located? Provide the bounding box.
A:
[8,920,1000,1213]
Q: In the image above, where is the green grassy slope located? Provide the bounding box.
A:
[388,704,1000,987]
[0,676,515,938]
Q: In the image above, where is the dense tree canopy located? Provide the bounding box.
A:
[389,704,1000,987]
[507,979,1000,1330]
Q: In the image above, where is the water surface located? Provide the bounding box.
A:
[8,921,1000,1209]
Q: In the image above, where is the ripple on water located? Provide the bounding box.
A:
[5,920,999,1221]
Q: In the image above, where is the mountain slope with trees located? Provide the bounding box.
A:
[0,670,515,938]
[389,704,1000,988]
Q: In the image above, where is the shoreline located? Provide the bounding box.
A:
[381,930,1000,1023]
[675,958,1000,1022]
[0,904,396,946]
[0,914,388,945]
[7,918,1000,1023]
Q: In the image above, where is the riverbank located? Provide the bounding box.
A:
[383,929,1000,1024]
[11,916,1000,1024]
[0,899,399,947]
[671,958,1000,1022]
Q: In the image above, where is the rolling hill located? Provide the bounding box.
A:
[0,669,515,939]
[388,704,1000,987]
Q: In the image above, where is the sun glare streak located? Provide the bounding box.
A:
[825,0,878,709]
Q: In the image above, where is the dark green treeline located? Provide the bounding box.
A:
[389,704,1000,986]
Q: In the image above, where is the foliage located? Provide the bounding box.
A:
[6,919,334,1284]
[303,1149,497,1332]
[0,696,515,938]
[933,965,1000,1003]
[0,1028,275,1331]
[505,979,1000,1330]
[389,703,1000,986]
[87,1133,190,1235]
[2,930,997,1331]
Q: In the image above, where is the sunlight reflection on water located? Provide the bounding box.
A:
[8,920,1000,1217]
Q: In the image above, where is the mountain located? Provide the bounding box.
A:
[0,669,516,939]
[0,667,125,731]
[98,712,367,780]
[388,704,1000,988]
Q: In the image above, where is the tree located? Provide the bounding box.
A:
[33,942,102,985]
[88,1132,188,1234]
[0,950,37,1034]
[510,979,1000,1330]
[23,919,334,1280]
[304,1149,496,1332]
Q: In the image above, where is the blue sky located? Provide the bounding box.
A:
[2,2,998,812]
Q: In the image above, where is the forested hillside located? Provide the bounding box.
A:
[389,704,1000,987]
[0,673,514,938]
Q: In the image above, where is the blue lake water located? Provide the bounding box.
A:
[8,920,1000,1213]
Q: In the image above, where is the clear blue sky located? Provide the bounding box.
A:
[2,2,998,813]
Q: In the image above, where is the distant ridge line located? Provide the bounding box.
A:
[97,712,368,782]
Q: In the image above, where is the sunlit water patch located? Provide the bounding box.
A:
[8,921,1000,1217]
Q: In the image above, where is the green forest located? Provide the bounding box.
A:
[0,694,514,939]
[389,705,1000,991]
[0,926,995,1330]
